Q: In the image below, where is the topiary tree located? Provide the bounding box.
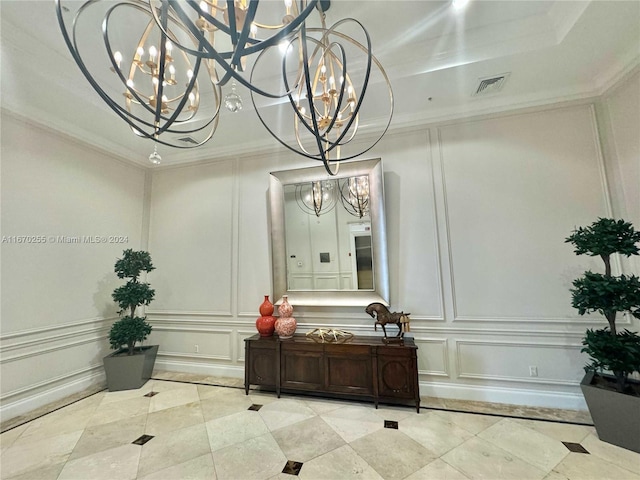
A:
[109,249,155,355]
[565,218,640,393]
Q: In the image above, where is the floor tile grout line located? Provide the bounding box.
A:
[423,405,594,427]
[134,382,154,480]
[150,377,245,390]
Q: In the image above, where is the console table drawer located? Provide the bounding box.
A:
[281,349,324,391]
[325,354,373,395]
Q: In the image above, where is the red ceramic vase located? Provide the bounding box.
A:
[259,295,274,316]
[256,315,276,337]
[275,316,297,339]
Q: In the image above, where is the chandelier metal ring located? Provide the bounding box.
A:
[56,0,222,148]
[149,0,320,97]
[103,4,215,135]
[250,16,393,175]
[56,0,393,167]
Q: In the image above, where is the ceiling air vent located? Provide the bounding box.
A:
[472,73,510,96]
[176,136,199,145]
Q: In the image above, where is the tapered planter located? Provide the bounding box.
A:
[103,345,158,391]
[581,371,640,453]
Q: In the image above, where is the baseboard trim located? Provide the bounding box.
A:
[0,370,106,424]
[419,380,588,411]
[154,359,244,379]
[156,359,586,410]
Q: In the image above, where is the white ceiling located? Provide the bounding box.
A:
[1,0,639,167]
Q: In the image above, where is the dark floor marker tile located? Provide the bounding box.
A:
[132,434,154,445]
[282,460,303,476]
[562,442,590,454]
[384,420,399,429]
[144,391,159,397]
[248,404,263,411]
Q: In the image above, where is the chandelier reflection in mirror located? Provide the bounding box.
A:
[339,175,370,218]
[55,0,393,172]
[295,180,336,217]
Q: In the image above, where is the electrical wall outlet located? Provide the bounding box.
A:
[195,344,199,353]
[529,366,538,377]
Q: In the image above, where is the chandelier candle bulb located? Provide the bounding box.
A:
[148,45,157,64]
[113,51,122,69]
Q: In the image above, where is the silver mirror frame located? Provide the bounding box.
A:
[269,158,389,307]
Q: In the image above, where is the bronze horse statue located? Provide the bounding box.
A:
[365,303,411,342]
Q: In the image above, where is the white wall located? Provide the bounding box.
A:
[146,102,631,410]
[3,74,638,421]
[0,114,147,420]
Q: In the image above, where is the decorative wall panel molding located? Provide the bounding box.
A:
[145,310,233,317]
[380,130,444,319]
[149,318,245,326]
[236,331,256,363]
[1,334,109,364]
[151,326,233,363]
[0,316,114,342]
[418,379,587,411]
[154,359,244,379]
[157,351,232,363]
[436,104,612,324]
[0,365,106,422]
[455,339,583,386]
[0,363,104,402]
[151,326,234,335]
[450,314,624,325]
[148,160,235,314]
[413,338,449,377]
[406,325,586,338]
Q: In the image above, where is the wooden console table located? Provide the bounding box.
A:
[244,333,420,412]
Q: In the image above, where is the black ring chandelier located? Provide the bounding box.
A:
[55,0,393,173]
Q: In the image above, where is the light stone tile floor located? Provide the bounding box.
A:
[1,374,638,480]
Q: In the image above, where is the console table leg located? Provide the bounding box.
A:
[244,341,249,395]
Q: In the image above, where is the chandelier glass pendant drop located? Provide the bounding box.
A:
[55,0,393,173]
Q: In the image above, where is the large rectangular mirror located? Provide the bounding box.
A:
[270,158,389,306]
